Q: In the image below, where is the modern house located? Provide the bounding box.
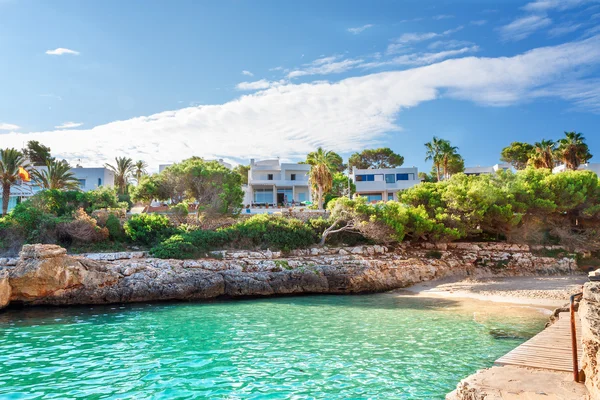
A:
[463,163,511,176]
[243,159,312,205]
[553,163,600,175]
[1,166,115,213]
[350,166,420,202]
[159,159,233,172]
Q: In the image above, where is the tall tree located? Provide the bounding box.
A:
[0,148,29,216]
[529,140,557,170]
[424,137,444,181]
[233,164,250,185]
[439,140,460,180]
[22,140,53,166]
[556,132,592,170]
[348,148,404,169]
[501,142,534,170]
[32,160,80,190]
[105,157,135,195]
[134,160,148,184]
[306,147,340,210]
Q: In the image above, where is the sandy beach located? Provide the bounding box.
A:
[401,275,589,308]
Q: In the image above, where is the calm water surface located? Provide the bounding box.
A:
[0,294,548,399]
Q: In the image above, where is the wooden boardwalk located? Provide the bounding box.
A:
[495,312,582,373]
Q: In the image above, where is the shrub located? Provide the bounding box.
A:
[105,214,125,241]
[171,202,189,224]
[57,208,109,244]
[150,230,228,259]
[8,200,63,243]
[124,213,173,245]
[222,214,316,250]
[0,217,25,256]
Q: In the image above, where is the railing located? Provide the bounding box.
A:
[570,292,584,382]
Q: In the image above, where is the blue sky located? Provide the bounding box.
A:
[0,0,599,172]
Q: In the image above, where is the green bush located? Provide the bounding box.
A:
[124,214,173,245]
[150,230,228,259]
[223,214,316,251]
[105,214,125,241]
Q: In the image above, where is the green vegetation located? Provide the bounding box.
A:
[1,148,30,216]
[306,147,343,209]
[348,147,404,169]
[424,137,464,182]
[31,160,80,190]
[124,214,173,246]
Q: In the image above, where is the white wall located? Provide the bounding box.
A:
[70,168,115,192]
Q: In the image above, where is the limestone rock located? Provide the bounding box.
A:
[20,244,67,260]
[0,270,10,309]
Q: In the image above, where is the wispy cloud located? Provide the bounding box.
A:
[45,48,80,56]
[522,0,596,12]
[433,14,454,20]
[499,15,552,41]
[470,20,488,26]
[55,122,83,129]
[287,56,363,78]
[428,39,475,50]
[40,94,63,101]
[387,26,464,54]
[362,46,479,68]
[548,22,583,36]
[2,36,599,168]
[348,24,373,34]
[241,70,254,77]
[0,123,19,131]
[236,79,286,91]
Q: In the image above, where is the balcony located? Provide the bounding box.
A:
[249,179,310,186]
[354,180,419,192]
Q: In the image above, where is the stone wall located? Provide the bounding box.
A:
[580,274,600,399]
[0,243,579,310]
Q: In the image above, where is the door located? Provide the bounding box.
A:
[277,193,285,204]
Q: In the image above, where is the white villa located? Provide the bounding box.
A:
[553,163,600,175]
[350,166,420,202]
[1,166,115,213]
[464,163,511,176]
[243,159,312,206]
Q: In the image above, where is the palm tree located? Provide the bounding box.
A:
[306,147,340,210]
[0,148,29,216]
[556,132,592,170]
[529,140,557,169]
[439,140,459,180]
[105,157,134,195]
[134,160,148,184]
[32,160,80,191]
[425,137,444,181]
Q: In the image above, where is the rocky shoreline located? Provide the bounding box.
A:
[0,242,579,310]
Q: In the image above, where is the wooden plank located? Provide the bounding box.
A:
[493,312,582,373]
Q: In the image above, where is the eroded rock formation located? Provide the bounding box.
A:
[580,276,600,399]
[0,243,579,310]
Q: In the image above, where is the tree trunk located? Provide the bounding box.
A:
[435,164,441,182]
[2,183,11,216]
[318,186,324,210]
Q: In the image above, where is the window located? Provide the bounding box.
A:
[291,174,296,181]
[277,188,293,202]
[78,179,86,188]
[356,174,379,182]
[385,174,395,184]
[298,192,306,201]
[267,174,273,180]
[374,174,384,181]
[253,188,273,203]
[388,193,394,201]
[365,193,383,202]
[98,178,102,186]
[396,173,409,181]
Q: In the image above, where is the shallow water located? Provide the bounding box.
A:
[0,294,548,399]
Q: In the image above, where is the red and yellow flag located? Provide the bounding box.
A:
[18,166,31,182]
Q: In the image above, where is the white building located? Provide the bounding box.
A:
[553,163,600,175]
[1,166,115,213]
[350,166,420,202]
[243,159,312,205]
[159,159,232,172]
[464,163,511,176]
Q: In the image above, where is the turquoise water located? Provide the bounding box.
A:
[0,294,547,399]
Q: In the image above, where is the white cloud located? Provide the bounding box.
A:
[387,26,464,54]
[522,0,596,12]
[433,14,454,20]
[1,36,599,168]
[499,15,552,41]
[428,40,475,50]
[242,70,254,77]
[548,22,583,36]
[236,79,275,91]
[362,46,480,68]
[287,56,363,78]
[470,20,488,26]
[348,24,373,34]
[0,123,19,131]
[55,122,83,129]
[45,48,80,56]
